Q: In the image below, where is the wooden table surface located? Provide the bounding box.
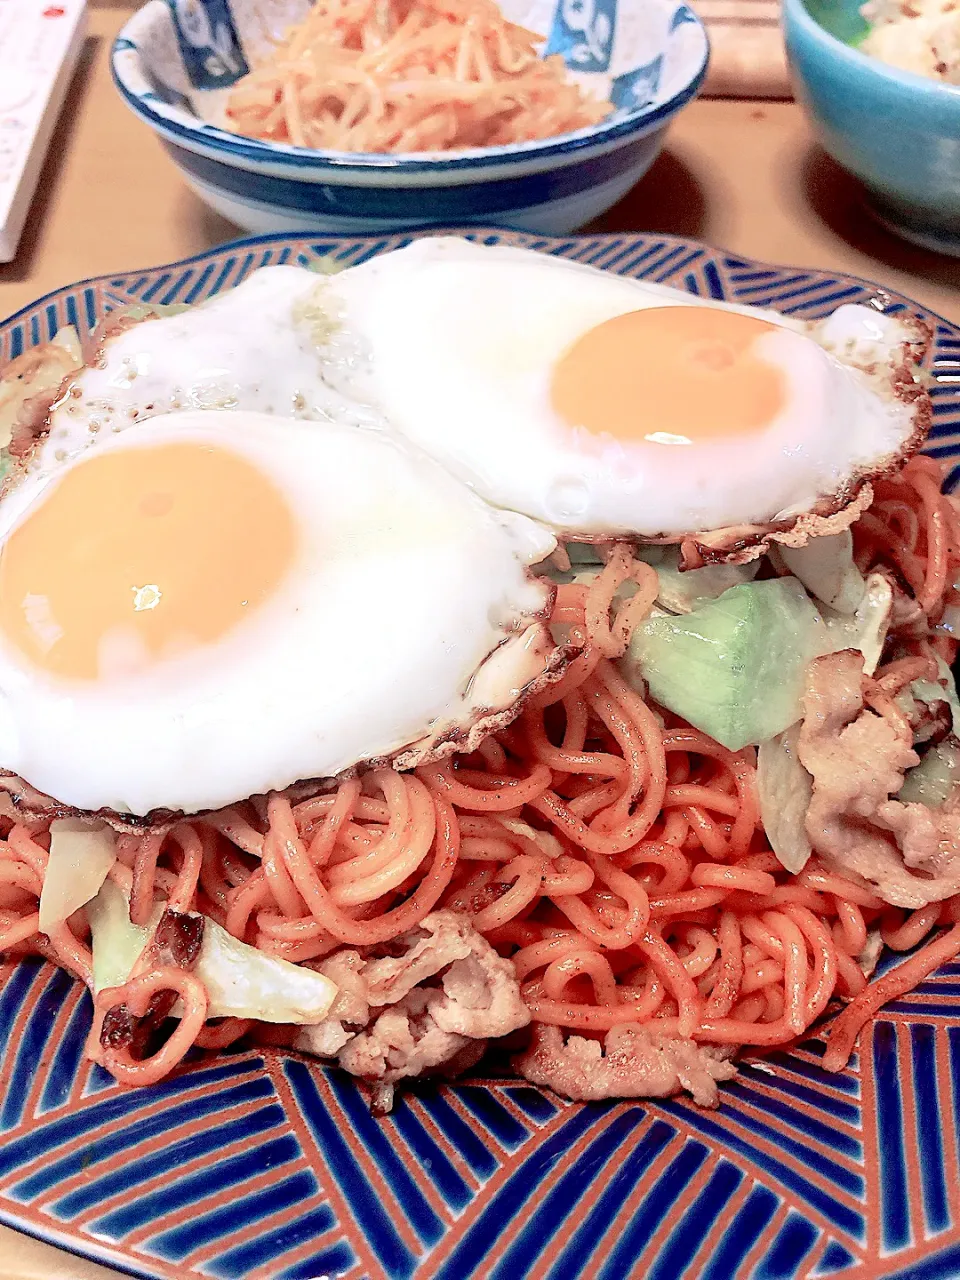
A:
[0,1,959,1276]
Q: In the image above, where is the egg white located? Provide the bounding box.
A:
[315,237,926,538]
[38,265,382,472]
[0,409,557,816]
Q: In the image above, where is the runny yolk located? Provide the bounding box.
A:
[550,306,788,443]
[0,442,297,681]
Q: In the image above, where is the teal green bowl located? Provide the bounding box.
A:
[783,0,960,255]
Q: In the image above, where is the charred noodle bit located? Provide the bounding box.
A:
[224,0,612,154]
[88,910,207,1086]
[2,458,960,1102]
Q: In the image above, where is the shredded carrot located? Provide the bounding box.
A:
[224,0,612,153]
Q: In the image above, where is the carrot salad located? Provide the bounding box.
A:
[224,0,613,153]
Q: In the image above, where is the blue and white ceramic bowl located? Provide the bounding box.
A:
[783,0,960,256]
[110,0,709,236]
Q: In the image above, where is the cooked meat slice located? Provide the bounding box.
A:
[876,795,960,877]
[362,912,478,1004]
[0,338,83,466]
[337,989,475,1086]
[298,950,369,1055]
[801,649,918,818]
[296,911,530,1100]
[798,650,960,907]
[514,1023,736,1107]
[315,949,369,1022]
[430,942,528,1038]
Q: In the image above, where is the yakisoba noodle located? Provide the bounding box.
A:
[0,455,958,1095]
[223,0,612,153]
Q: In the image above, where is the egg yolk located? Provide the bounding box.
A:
[0,442,297,681]
[550,306,787,443]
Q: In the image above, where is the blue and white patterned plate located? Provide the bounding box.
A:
[1,230,959,1280]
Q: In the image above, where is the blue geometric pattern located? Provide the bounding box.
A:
[1,231,959,1279]
[544,0,618,73]
[166,0,248,90]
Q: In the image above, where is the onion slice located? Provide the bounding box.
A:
[39,817,117,935]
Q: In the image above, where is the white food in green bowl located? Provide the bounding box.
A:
[860,0,960,83]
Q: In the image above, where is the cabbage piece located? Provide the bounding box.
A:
[87,878,155,992]
[550,566,604,588]
[565,542,605,567]
[38,818,117,935]
[757,725,813,873]
[86,302,191,362]
[779,531,866,615]
[819,572,892,676]
[88,879,337,1023]
[307,255,344,275]
[51,324,82,363]
[546,544,603,585]
[622,578,828,750]
[549,544,757,613]
[938,658,960,728]
[648,546,759,614]
[898,738,960,806]
[96,301,190,334]
[199,922,336,1023]
[934,567,960,638]
[911,657,960,734]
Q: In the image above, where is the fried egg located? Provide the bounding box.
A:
[38,264,379,470]
[0,409,558,815]
[314,238,929,538]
